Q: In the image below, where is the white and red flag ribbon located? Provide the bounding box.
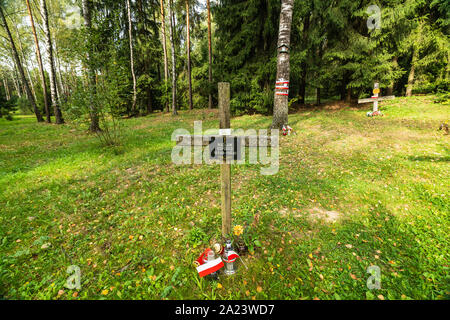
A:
[224,250,239,263]
[196,257,224,277]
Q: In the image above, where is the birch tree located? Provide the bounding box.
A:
[168,0,177,115]
[185,0,192,110]
[160,0,169,112]
[40,0,64,124]
[26,0,50,122]
[207,0,212,109]
[0,6,43,122]
[126,0,137,115]
[82,0,100,132]
[271,0,294,129]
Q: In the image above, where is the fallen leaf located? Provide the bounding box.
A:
[377,294,384,300]
[350,273,357,280]
[256,286,263,293]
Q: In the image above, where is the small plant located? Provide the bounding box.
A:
[187,227,208,248]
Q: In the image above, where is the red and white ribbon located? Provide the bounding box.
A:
[224,250,239,263]
[196,257,224,277]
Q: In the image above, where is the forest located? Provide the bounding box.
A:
[0,0,448,127]
[0,0,449,302]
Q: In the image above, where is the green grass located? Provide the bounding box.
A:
[0,95,448,300]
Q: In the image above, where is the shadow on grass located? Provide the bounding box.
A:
[407,155,450,162]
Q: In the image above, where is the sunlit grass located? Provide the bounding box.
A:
[0,96,448,300]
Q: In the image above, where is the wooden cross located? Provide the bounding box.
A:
[175,82,274,239]
[358,82,395,113]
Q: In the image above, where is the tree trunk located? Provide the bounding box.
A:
[126,0,138,116]
[207,0,213,109]
[406,51,417,97]
[168,0,177,115]
[3,78,10,100]
[387,56,398,96]
[345,87,352,103]
[272,0,294,129]
[54,40,65,99]
[14,25,37,102]
[316,87,321,105]
[82,0,100,132]
[40,0,64,124]
[186,0,193,110]
[0,7,43,122]
[406,22,422,97]
[10,52,22,98]
[26,0,51,123]
[160,0,169,113]
[299,14,309,105]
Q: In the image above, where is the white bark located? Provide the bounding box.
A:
[272,0,294,129]
[127,0,137,115]
[40,0,64,124]
[168,0,177,115]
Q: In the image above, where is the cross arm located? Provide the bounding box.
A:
[358,96,395,104]
[175,135,277,147]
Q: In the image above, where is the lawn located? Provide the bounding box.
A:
[0,95,448,300]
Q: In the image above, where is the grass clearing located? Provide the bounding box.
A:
[0,95,448,300]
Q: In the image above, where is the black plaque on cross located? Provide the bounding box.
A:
[209,136,242,161]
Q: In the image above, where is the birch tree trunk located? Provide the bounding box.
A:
[160,0,169,113]
[26,0,51,123]
[54,40,65,99]
[14,25,37,102]
[126,0,138,115]
[185,0,193,110]
[10,51,22,98]
[207,0,213,109]
[3,78,10,100]
[168,0,177,115]
[40,0,64,124]
[82,0,101,132]
[0,7,43,122]
[271,0,294,129]
[299,14,309,104]
[12,67,21,98]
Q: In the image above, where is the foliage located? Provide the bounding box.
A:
[0,87,16,120]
